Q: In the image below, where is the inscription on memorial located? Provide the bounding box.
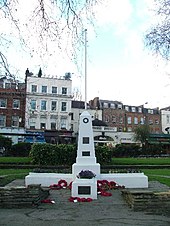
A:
[82,151,90,156]
[78,186,91,195]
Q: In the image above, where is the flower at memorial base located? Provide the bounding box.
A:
[68,197,93,202]
[58,179,67,188]
[77,170,96,179]
[41,199,55,204]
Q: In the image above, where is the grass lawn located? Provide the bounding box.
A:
[0,157,31,164]
[111,157,170,165]
[0,169,31,186]
[1,157,170,165]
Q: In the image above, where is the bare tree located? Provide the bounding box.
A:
[145,0,170,60]
[0,0,101,75]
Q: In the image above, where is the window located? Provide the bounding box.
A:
[61,102,67,111]
[31,85,37,92]
[127,127,132,132]
[70,112,74,120]
[51,122,56,130]
[0,99,7,108]
[52,86,57,94]
[138,107,142,113]
[149,119,153,125]
[166,115,170,124]
[118,127,123,132]
[112,115,116,123]
[60,118,66,129]
[13,99,20,109]
[118,104,122,109]
[40,123,46,129]
[41,100,47,110]
[42,86,47,93]
[148,109,153,114]
[30,125,35,129]
[125,106,129,111]
[110,103,115,109]
[62,87,67,95]
[51,101,57,111]
[0,115,6,127]
[12,116,19,127]
[134,117,138,124]
[30,100,36,110]
[155,119,159,124]
[132,107,136,112]
[5,83,10,89]
[140,117,144,124]
[103,102,108,108]
[119,116,123,124]
[105,115,109,122]
[127,116,131,124]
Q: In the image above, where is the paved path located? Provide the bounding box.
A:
[0,180,169,226]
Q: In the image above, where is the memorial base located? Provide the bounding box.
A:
[71,178,97,199]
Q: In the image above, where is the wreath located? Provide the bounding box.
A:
[58,179,67,188]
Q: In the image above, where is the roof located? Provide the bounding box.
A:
[92,118,108,127]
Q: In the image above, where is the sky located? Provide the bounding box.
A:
[0,0,169,109]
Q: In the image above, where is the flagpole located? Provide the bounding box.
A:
[84,29,87,110]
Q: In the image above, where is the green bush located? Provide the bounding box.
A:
[95,145,113,164]
[29,143,76,165]
[0,135,12,155]
[113,144,141,157]
[30,143,113,166]
[10,142,32,157]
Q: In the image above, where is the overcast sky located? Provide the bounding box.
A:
[0,0,169,109]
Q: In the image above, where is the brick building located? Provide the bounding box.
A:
[0,76,26,143]
[0,76,26,128]
[89,97,162,133]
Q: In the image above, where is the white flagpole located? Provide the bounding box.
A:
[84,29,87,110]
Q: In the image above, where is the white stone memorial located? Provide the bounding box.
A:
[25,110,148,199]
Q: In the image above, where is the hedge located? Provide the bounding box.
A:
[29,143,112,166]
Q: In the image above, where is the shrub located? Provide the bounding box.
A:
[29,143,76,165]
[113,144,141,157]
[95,145,113,164]
[30,143,112,166]
[10,142,32,157]
[0,135,12,155]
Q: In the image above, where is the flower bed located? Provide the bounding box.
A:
[48,179,125,202]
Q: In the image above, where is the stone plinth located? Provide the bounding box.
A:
[101,173,148,188]
[72,178,97,199]
[25,173,72,187]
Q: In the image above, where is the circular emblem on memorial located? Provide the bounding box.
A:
[83,117,89,123]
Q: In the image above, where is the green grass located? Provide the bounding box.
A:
[143,169,170,187]
[111,157,170,165]
[0,169,31,186]
[0,157,31,164]
[1,157,170,165]
[142,169,170,176]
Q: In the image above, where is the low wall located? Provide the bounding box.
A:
[0,184,49,208]
[122,189,170,215]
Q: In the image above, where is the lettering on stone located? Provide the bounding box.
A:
[83,137,89,144]
[78,186,91,195]
[82,151,90,156]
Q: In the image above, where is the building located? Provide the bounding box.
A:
[161,106,170,134]
[89,97,162,134]
[25,70,73,143]
[0,76,26,143]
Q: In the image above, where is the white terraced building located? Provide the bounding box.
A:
[25,73,72,131]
